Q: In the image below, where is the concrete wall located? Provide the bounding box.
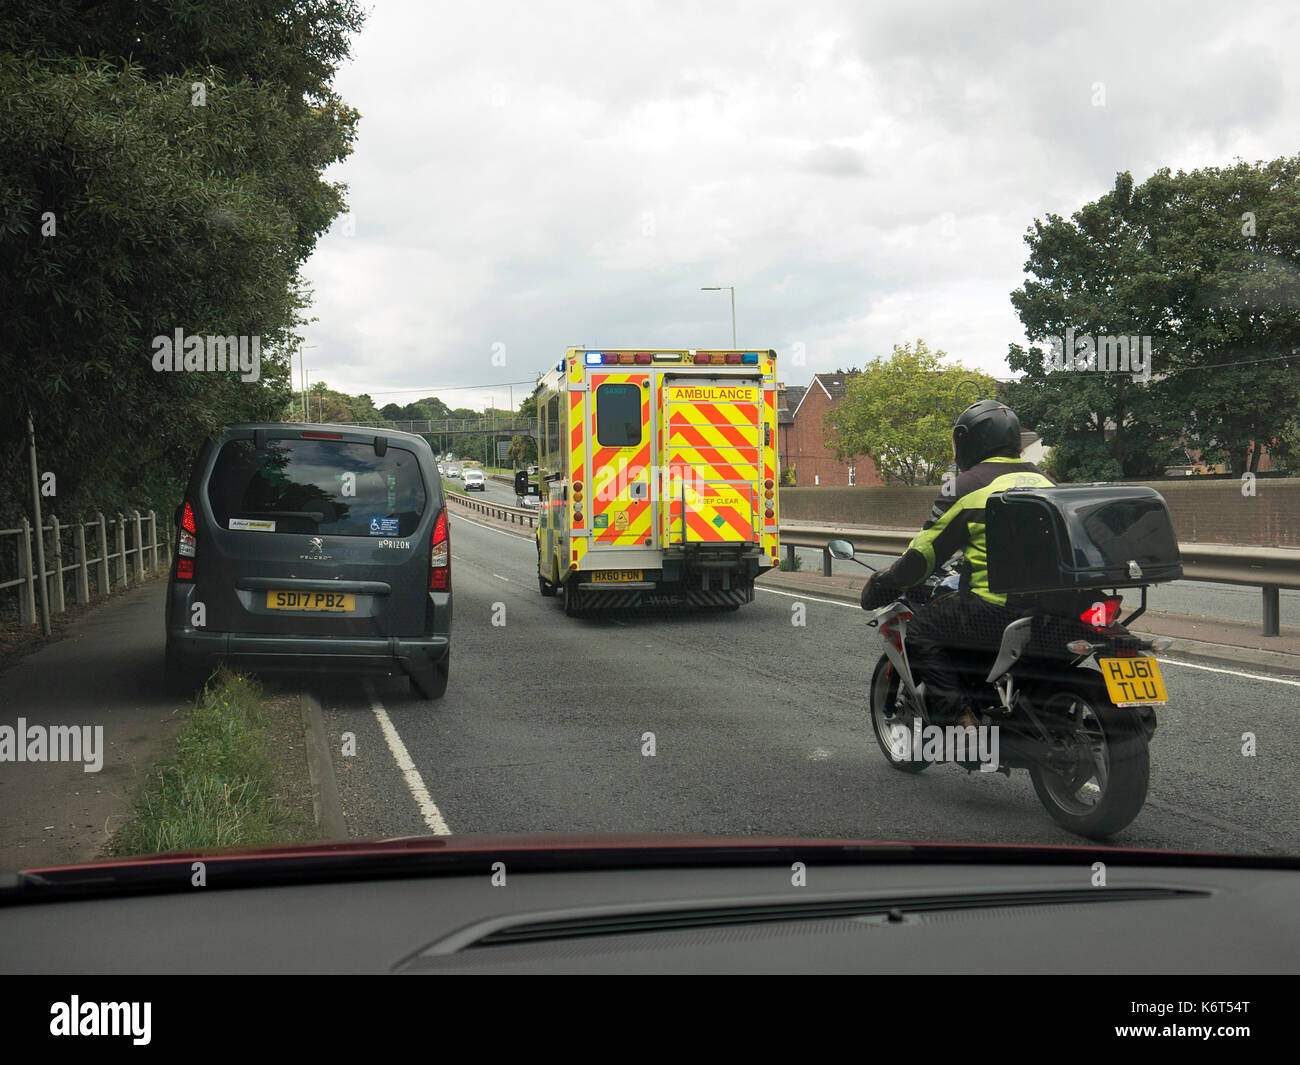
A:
[779,478,1300,548]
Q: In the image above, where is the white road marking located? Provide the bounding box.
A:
[493,573,509,581]
[757,586,858,609]
[448,512,533,540]
[1156,658,1300,688]
[362,679,451,835]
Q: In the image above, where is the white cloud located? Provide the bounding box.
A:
[300,0,1300,409]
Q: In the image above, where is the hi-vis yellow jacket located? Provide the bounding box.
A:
[883,456,1056,605]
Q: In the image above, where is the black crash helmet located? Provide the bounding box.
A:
[953,400,1021,471]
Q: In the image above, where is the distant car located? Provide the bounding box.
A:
[446,465,461,478]
[519,493,541,509]
[463,469,486,491]
[164,423,452,700]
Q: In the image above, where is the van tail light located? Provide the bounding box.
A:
[429,509,450,591]
[1081,598,1122,628]
[177,500,197,580]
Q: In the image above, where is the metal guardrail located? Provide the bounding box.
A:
[447,491,539,528]
[779,524,1300,637]
[0,510,173,630]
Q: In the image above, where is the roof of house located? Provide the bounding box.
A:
[778,384,807,425]
[792,372,858,419]
[813,373,856,400]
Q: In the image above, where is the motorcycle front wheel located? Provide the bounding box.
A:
[869,654,930,773]
[1028,683,1149,840]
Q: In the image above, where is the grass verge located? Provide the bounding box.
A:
[109,669,315,857]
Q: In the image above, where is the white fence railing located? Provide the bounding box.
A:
[0,510,173,628]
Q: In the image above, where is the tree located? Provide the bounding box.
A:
[825,340,997,485]
[0,2,365,522]
[1005,159,1300,481]
[507,435,537,466]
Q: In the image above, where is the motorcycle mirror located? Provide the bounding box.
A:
[827,539,855,560]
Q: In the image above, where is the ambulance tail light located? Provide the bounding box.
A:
[429,509,450,591]
[177,500,197,580]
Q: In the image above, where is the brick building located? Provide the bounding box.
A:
[778,372,883,488]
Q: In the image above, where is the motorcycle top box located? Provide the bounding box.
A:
[986,484,1182,594]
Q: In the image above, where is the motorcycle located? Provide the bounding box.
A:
[828,540,1174,840]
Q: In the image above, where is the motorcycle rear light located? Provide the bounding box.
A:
[1065,639,1096,655]
[1080,597,1123,628]
[429,509,450,591]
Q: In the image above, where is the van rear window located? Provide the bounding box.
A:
[207,438,427,536]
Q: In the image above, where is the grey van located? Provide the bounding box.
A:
[164,423,452,699]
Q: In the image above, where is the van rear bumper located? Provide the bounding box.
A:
[166,629,449,677]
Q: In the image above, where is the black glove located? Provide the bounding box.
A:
[861,573,900,610]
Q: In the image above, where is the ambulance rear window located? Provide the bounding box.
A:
[596,383,642,447]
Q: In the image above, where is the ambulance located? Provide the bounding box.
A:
[534,348,780,615]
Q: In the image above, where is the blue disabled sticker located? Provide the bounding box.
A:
[369,517,399,535]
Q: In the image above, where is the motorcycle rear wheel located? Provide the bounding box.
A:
[869,655,931,773]
[1028,683,1149,840]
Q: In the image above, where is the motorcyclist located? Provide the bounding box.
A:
[861,400,1055,729]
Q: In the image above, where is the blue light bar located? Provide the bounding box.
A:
[742,352,759,364]
[585,352,604,365]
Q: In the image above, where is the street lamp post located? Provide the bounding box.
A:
[299,343,319,422]
[701,286,737,348]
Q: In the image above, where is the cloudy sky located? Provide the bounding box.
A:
[301,0,1300,411]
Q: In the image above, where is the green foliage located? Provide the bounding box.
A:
[1006,158,1300,481]
[300,381,381,425]
[507,434,537,466]
[0,2,365,524]
[825,340,997,485]
[109,670,309,856]
[780,463,796,486]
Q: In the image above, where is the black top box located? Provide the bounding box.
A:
[986,485,1183,594]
